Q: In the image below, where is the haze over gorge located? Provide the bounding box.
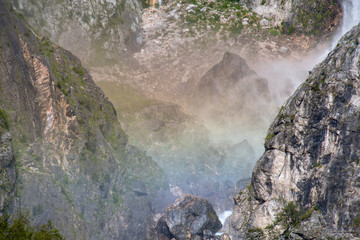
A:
[1,0,360,239]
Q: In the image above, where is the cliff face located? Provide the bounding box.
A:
[230,23,360,239]
[240,0,341,35]
[0,1,167,239]
[12,0,142,64]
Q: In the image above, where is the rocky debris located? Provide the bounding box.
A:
[259,18,269,28]
[13,0,143,63]
[98,1,329,106]
[155,195,223,240]
[278,46,291,56]
[229,23,360,239]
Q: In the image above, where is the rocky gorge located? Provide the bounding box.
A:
[1,0,360,239]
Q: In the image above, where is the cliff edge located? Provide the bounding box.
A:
[230,23,360,239]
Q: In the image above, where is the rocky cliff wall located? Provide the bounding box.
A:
[12,0,143,64]
[229,23,360,239]
[0,1,167,239]
[240,0,341,35]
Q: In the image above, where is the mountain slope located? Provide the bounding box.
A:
[0,1,167,239]
[12,0,143,64]
[230,23,360,239]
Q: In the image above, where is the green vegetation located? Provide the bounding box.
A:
[72,66,85,77]
[312,163,322,168]
[295,0,338,35]
[354,211,360,228]
[266,201,317,238]
[265,132,275,142]
[0,108,10,132]
[0,213,63,239]
[246,227,264,240]
[39,38,54,57]
[172,0,260,39]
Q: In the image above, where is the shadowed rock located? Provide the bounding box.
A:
[157,194,222,240]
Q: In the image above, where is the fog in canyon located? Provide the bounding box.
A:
[7,0,360,237]
[90,0,360,221]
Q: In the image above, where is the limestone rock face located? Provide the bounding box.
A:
[156,194,222,240]
[0,1,167,239]
[13,0,143,63]
[230,23,360,239]
[239,0,341,34]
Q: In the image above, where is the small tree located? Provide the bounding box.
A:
[0,212,64,240]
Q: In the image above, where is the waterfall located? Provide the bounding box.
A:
[329,0,360,49]
[316,0,360,63]
[340,0,360,36]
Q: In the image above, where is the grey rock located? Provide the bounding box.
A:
[0,2,169,239]
[12,0,143,64]
[163,195,222,240]
[230,23,360,239]
[259,18,269,28]
[239,0,341,34]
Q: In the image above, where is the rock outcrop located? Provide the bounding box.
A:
[12,0,143,64]
[189,52,273,144]
[0,1,168,239]
[155,194,222,240]
[230,23,360,239]
[240,0,341,35]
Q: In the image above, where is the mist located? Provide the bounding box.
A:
[91,0,360,220]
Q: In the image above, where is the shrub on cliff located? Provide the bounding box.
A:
[0,213,63,240]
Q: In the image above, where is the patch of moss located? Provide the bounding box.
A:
[354,211,360,228]
[0,108,10,131]
[72,66,85,77]
[265,132,275,142]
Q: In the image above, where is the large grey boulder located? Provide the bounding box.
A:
[159,194,222,240]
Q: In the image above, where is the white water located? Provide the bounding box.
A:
[218,210,232,226]
[319,0,360,61]
[338,0,360,39]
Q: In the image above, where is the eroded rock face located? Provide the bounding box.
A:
[13,0,142,63]
[230,23,360,239]
[156,194,222,240]
[0,1,168,239]
[239,0,341,35]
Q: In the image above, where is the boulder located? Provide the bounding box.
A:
[158,194,222,240]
